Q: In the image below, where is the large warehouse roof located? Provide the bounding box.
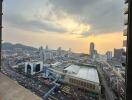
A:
[64,65,99,84]
[64,65,80,74]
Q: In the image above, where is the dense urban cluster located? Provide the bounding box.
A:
[1,42,126,100]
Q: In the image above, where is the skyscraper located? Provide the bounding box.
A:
[39,46,44,64]
[43,46,53,61]
[45,45,48,51]
[68,48,71,58]
[89,42,94,57]
[114,48,124,61]
[89,42,98,59]
[57,47,62,57]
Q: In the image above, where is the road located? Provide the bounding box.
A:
[97,65,117,100]
[1,59,51,99]
[102,61,125,82]
[1,59,74,100]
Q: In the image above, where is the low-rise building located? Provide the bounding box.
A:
[25,61,43,75]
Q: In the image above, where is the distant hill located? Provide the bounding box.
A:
[2,42,38,51]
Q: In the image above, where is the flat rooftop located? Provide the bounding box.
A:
[64,65,99,84]
[0,73,41,100]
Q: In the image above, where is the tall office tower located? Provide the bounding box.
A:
[39,46,44,64]
[44,51,52,61]
[114,48,124,60]
[106,51,112,60]
[45,45,48,51]
[68,48,71,57]
[89,42,95,58]
[57,47,62,57]
[43,45,52,61]
[0,0,3,71]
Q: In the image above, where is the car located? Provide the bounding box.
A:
[58,90,61,93]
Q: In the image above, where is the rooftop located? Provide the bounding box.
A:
[0,73,41,100]
[64,65,99,84]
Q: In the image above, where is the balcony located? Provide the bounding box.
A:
[124,3,128,14]
[123,26,127,36]
[123,40,127,47]
[125,0,128,3]
[124,14,128,25]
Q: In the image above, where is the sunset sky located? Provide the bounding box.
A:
[2,0,125,54]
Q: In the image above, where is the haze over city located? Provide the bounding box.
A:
[2,0,125,53]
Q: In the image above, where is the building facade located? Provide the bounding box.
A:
[114,48,124,61]
[25,61,43,75]
[106,51,112,60]
[89,42,98,59]
[89,42,94,57]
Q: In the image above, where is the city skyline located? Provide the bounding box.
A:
[2,0,125,54]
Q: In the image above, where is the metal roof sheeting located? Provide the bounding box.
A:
[64,65,99,84]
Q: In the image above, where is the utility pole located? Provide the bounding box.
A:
[0,0,3,71]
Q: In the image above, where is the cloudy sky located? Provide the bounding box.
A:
[2,0,125,54]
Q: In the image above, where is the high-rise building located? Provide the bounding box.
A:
[89,42,94,57]
[44,51,52,61]
[39,46,44,63]
[89,42,97,59]
[45,45,48,51]
[57,47,62,57]
[106,51,112,60]
[114,48,124,61]
[43,46,53,61]
[89,42,94,54]
[67,48,71,57]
